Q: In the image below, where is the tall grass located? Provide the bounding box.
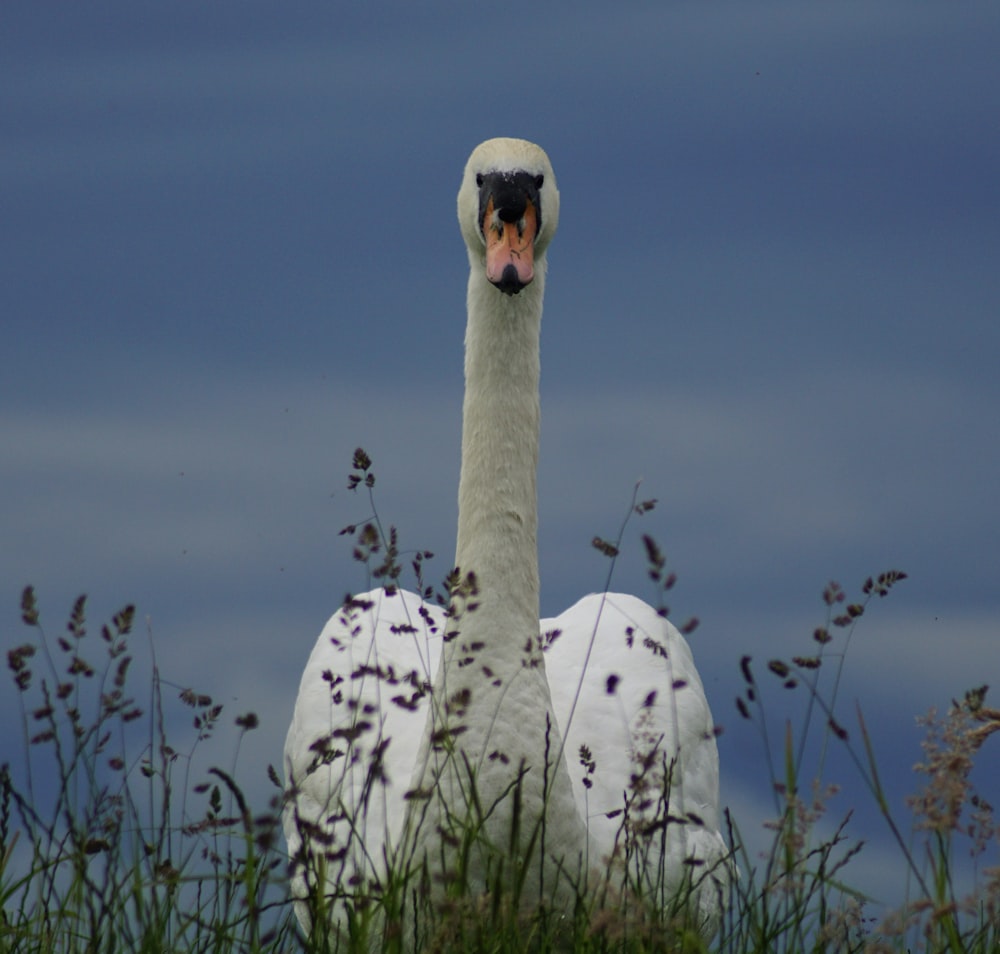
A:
[2,588,291,953]
[2,452,998,952]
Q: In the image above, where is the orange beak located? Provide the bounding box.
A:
[483,195,537,292]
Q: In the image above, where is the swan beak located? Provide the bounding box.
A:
[484,196,537,295]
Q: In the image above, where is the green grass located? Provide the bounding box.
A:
[3,455,998,953]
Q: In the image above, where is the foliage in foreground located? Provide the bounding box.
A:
[2,587,291,953]
[2,456,998,952]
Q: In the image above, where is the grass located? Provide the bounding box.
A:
[2,451,998,952]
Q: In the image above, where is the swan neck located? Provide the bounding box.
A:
[454,264,544,627]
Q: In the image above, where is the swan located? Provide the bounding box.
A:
[283,138,727,941]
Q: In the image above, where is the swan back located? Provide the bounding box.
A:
[283,589,445,926]
[544,593,728,930]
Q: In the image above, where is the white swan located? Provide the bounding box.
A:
[283,138,727,939]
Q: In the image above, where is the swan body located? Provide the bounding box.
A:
[283,588,442,896]
[543,593,725,928]
[283,138,726,937]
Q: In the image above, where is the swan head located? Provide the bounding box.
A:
[458,138,559,296]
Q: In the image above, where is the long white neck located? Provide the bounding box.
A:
[408,253,588,903]
[453,259,544,645]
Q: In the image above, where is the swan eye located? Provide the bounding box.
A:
[534,174,544,189]
[476,173,484,187]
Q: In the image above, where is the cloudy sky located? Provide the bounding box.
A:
[4,0,998,916]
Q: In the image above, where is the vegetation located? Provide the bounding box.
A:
[2,452,998,952]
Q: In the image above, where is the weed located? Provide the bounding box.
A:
[3,456,997,952]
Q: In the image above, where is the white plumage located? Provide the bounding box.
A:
[283,138,727,938]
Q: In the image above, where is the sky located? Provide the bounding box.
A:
[3,0,999,921]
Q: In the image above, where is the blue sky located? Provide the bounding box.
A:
[3,0,999,916]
